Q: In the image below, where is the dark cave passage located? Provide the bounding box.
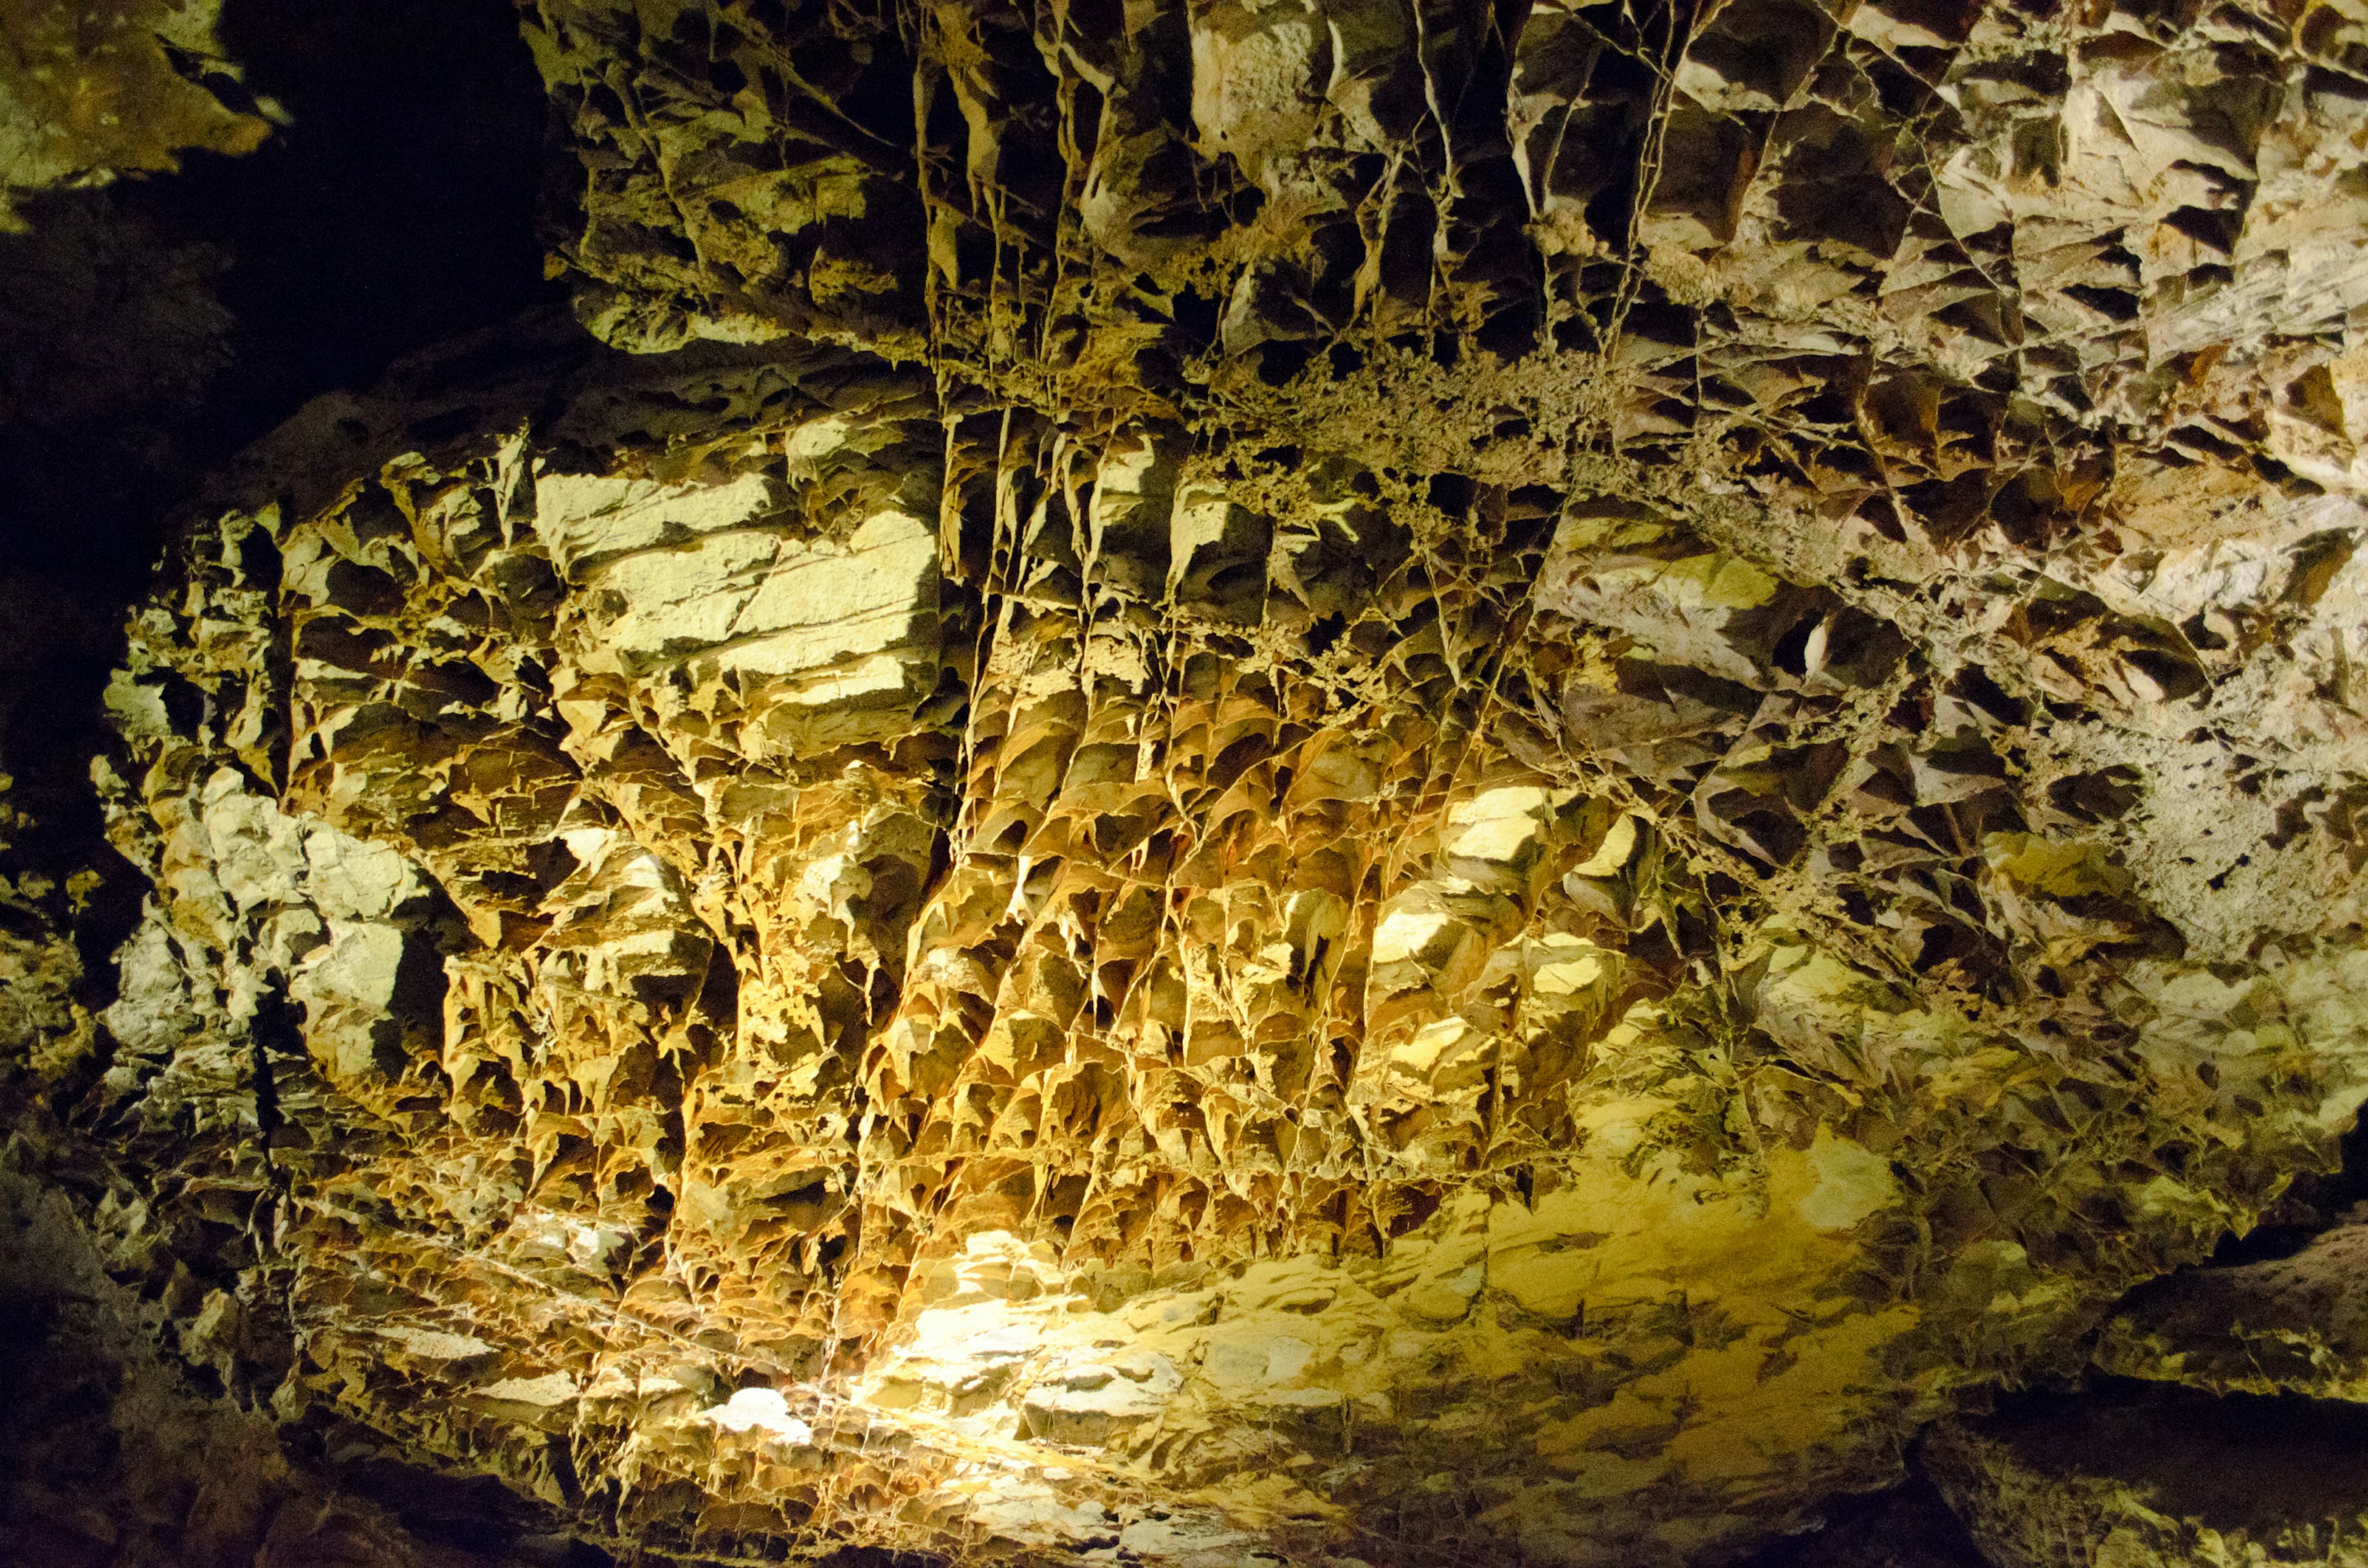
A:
[0,0,557,593]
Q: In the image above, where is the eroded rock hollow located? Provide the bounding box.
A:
[9,0,2368,1562]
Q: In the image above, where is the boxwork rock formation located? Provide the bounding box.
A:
[10,0,2368,1562]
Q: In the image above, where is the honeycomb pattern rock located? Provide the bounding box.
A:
[9,0,2368,1561]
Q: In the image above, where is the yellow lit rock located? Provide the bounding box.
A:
[12,0,2368,1560]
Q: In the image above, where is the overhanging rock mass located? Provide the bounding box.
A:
[10,0,2368,1561]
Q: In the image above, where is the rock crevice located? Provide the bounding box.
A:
[9,0,2368,1562]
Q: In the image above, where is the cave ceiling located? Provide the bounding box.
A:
[9,0,2368,1563]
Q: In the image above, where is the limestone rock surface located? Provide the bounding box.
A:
[0,0,271,230]
[0,1159,595,1568]
[1926,1383,2368,1568]
[2094,1208,2368,1400]
[12,0,2368,1562]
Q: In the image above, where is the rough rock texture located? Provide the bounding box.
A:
[0,0,553,606]
[12,0,2368,1562]
[0,1158,616,1568]
[0,0,271,230]
[2094,1204,2368,1398]
[1926,1383,2368,1567]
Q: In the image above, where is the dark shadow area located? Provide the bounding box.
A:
[326,1448,615,1565]
[2208,1109,2368,1265]
[0,642,148,1002]
[1975,1377,2368,1537]
[0,0,565,974]
[1735,1472,1991,1568]
[0,0,558,594]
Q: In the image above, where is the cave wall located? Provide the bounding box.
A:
[9,0,2368,1564]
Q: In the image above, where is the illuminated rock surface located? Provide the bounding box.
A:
[0,0,271,230]
[9,0,2368,1562]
